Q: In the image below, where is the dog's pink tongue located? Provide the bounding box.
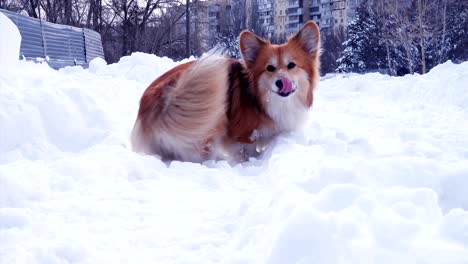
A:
[280,78,293,94]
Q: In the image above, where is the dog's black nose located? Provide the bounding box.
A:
[275,79,283,89]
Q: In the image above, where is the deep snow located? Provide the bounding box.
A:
[1,49,468,263]
[0,12,21,65]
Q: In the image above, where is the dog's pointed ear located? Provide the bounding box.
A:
[239,31,267,67]
[290,21,320,56]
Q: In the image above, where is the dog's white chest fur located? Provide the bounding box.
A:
[265,92,309,133]
[236,93,309,159]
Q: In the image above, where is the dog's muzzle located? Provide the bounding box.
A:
[274,78,295,97]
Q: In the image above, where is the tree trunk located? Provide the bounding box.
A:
[404,44,414,74]
[98,0,102,32]
[186,0,190,58]
[64,0,72,25]
[385,41,393,75]
[438,0,447,64]
[28,0,38,18]
[86,0,94,28]
[122,3,129,56]
[418,0,427,74]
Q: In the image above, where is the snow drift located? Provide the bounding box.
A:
[0,12,21,65]
[0,49,468,263]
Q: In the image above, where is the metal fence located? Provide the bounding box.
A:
[0,8,104,69]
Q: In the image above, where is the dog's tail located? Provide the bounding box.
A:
[132,51,229,161]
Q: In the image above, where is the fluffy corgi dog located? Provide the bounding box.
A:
[131,21,320,162]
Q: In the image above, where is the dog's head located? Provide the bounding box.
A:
[239,21,321,130]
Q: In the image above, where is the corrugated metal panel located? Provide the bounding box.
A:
[0,8,104,69]
[83,28,104,63]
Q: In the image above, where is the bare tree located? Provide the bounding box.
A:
[437,0,448,65]
[190,0,209,56]
[321,25,346,75]
[416,0,427,73]
[16,0,41,18]
[63,0,71,24]
[86,0,102,31]
[385,0,418,74]
[0,0,21,10]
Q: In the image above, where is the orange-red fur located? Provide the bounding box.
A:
[131,21,321,162]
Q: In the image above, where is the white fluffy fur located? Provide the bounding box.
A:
[258,69,309,134]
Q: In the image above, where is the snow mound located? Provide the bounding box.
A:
[0,53,468,263]
[0,12,21,65]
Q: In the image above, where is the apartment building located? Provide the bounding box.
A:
[207,0,257,36]
[274,0,288,40]
[347,0,362,20]
[311,0,363,32]
[317,0,332,31]
[206,0,365,45]
[309,0,321,26]
[208,0,232,34]
[332,0,347,31]
[257,0,275,38]
[274,0,312,39]
[285,0,310,34]
[173,1,210,55]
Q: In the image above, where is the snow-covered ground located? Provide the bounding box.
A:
[0,12,21,65]
[1,19,468,262]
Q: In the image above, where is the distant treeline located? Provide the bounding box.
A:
[325,0,468,75]
[1,0,467,75]
[0,0,214,62]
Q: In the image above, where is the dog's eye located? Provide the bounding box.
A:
[266,65,276,72]
[287,62,296,69]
